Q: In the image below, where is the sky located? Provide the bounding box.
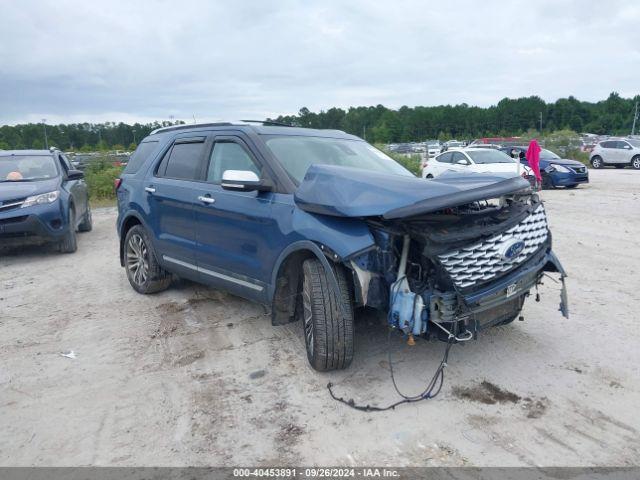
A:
[1,0,639,126]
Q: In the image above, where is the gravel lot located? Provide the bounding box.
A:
[1,169,639,467]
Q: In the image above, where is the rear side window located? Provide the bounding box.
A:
[600,141,615,149]
[157,138,206,181]
[437,152,453,163]
[124,141,159,174]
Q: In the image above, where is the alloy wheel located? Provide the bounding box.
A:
[126,233,149,286]
[633,157,640,169]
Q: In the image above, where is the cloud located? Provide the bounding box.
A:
[0,0,638,125]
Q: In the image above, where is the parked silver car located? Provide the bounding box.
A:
[589,139,640,169]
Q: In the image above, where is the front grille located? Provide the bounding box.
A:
[437,205,548,288]
[0,197,26,212]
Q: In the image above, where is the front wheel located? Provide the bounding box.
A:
[590,156,603,169]
[299,258,354,371]
[78,204,93,232]
[59,209,78,253]
[541,174,554,189]
[124,225,171,294]
[632,156,640,170]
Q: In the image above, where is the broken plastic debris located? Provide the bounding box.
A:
[60,351,77,359]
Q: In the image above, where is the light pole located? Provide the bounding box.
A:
[42,119,49,149]
[632,101,638,136]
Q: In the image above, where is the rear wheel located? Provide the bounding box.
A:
[632,156,640,170]
[590,156,603,169]
[299,258,354,371]
[124,225,171,294]
[59,208,78,253]
[426,174,434,179]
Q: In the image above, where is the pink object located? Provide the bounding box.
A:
[526,139,542,182]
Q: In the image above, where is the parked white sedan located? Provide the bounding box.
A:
[422,148,534,181]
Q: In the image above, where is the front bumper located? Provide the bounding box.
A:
[550,171,589,187]
[431,249,568,339]
[0,203,68,247]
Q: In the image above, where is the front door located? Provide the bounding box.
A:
[193,134,277,301]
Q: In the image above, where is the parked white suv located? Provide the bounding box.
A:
[589,139,640,169]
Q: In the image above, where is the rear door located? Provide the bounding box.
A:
[145,135,208,276]
[192,134,277,301]
[433,152,453,175]
[599,141,618,163]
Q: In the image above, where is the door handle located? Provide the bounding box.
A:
[198,195,215,204]
[144,186,156,194]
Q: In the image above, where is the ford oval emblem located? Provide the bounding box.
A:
[500,239,525,261]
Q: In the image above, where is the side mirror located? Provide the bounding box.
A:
[67,169,84,180]
[221,170,272,192]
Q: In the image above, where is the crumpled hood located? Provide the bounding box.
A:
[294,165,531,219]
[0,178,59,202]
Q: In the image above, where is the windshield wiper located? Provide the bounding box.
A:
[0,178,36,183]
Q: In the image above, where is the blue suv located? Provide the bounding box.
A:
[1,149,92,252]
[116,122,567,371]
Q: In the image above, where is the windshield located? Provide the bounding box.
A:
[263,136,413,183]
[0,155,59,181]
[466,150,515,164]
[627,139,640,148]
[540,149,561,159]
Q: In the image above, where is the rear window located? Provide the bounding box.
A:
[123,141,159,174]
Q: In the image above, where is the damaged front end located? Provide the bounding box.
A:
[347,191,568,343]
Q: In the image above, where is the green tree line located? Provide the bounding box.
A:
[0,92,637,151]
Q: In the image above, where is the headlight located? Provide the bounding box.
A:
[550,164,570,173]
[21,190,60,208]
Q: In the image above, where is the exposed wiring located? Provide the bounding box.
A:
[327,331,455,412]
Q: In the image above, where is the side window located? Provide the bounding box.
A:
[124,141,159,174]
[451,152,467,164]
[617,141,631,150]
[206,141,261,184]
[58,154,71,173]
[601,141,614,149]
[157,138,206,181]
[437,152,452,163]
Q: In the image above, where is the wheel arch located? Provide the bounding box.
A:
[118,212,146,266]
[269,240,353,326]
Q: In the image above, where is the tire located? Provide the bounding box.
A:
[632,156,640,170]
[541,174,554,190]
[299,258,354,371]
[590,156,603,169]
[78,203,93,232]
[426,174,434,179]
[124,225,171,294]
[59,208,78,253]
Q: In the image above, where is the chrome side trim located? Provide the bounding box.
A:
[162,255,264,292]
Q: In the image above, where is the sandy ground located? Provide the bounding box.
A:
[1,169,639,467]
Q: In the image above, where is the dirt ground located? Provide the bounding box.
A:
[1,169,639,467]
